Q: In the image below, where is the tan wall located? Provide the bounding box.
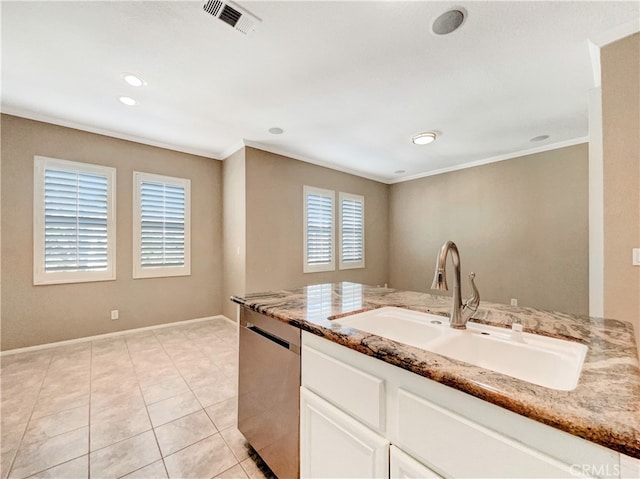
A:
[222,148,246,321]
[389,144,589,314]
[1,115,223,350]
[244,147,389,293]
[601,33,640,350]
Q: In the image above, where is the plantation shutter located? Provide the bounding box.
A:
[339,193,364,269]
[304,186,334,272]
[139,181,185,268]
[44,168,109,272]
[340,196,364,263]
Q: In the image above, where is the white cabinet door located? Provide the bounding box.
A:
[390,446,442,479]
[300,387,389,479]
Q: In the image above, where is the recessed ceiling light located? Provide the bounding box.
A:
[269,127,284,135]
[412,132,437,145]
[432,8,466,35]
[394,170,406,174]
[118,96,137,106]
[123,73,145,87]
[530,135,550,142]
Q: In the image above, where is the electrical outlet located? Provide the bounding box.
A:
[510,298,518,307]
[111,310,119,320]
[633,248,640,266]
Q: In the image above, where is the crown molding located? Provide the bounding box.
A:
[1,106,222,160]
[388,137,589,185]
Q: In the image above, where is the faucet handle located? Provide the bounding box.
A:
[510,317,526,343]
[464,272,480,312]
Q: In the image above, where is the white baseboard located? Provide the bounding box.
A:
[1,315,229,357]
[219,315,236,326]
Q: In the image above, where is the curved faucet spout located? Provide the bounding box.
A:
[430,241,479,329]
[431,240,459,291]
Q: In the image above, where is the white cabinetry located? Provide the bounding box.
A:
[396,388,578,478]
[300,387,389,478]
[301,331,623,479]
[620,454,640,479]
[302,343,385,432]
[390,446,441,479]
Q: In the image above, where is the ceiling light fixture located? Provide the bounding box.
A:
[118,96,137,106]
[394,170,406,174]
[530,134,550,142]
[412,132,437,145]
[123,73,146,87]
[432,8,467,35]
[269,127,284,135]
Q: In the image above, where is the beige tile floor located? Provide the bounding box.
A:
[0,319,276,479]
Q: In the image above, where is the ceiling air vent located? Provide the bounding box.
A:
[202,0,261,35]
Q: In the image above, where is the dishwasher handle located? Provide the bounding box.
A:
[244,322,301,354]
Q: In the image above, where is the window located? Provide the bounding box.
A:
[303,186,365,273]
[303,186,334,273]
[33,156,116,285]
[133,172,191,279]
[339,192,365,270]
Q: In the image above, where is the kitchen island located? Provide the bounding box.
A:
[232,282,640,474]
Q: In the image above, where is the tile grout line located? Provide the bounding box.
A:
[151,324,241,476]
[88,339,93,479]
[22,456,85,479]
[122,333,170,479]
[4,347,95,478]
[89,336,155,475]
[213,462,246,479]
[2,319,248,479]
[207,326,247,465]
[5,350,55,479]
[201,325,248,475]
[151,325,224,473]
[155,327,212,413]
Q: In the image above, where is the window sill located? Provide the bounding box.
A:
[133,267,191,279]
[33,272,116,286]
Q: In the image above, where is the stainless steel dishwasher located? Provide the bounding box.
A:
[238,307,301,479]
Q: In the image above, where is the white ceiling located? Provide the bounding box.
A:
[2,1,639,183]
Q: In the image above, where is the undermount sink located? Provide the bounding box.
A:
[333,307,587,391]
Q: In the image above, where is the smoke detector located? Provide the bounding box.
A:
[202,0,261,35]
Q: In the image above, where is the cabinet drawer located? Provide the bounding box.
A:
[396,389,589,478]
[302,345,385,432]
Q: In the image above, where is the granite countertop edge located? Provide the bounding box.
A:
[231,283,640,459]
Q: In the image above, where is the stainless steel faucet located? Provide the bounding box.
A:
[430,240,480,329]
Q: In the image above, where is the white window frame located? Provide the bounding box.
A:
[133,172,191,279]
[303,185,335,273]
[339,192,365,270]
[33,156,116,285]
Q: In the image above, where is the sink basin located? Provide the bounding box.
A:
[333,307,449,348]
[333,307,587,391]
[427,322,587,391]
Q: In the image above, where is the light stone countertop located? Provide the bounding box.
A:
[231,282,640,459]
